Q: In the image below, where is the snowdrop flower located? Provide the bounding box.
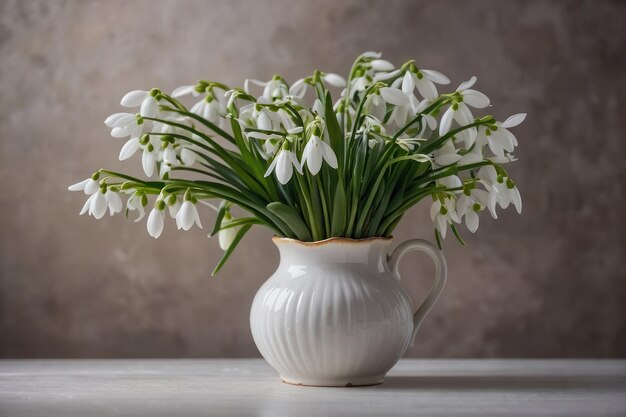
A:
[411,68,450,100]
[430,197,460,239]
[301,135,338,175]
[245,78,288,101]
[456,191,483,233]
[264,149,303,185]
[147,203,165,238]
[475,165,521,216]
[80,190,107,219]
[176,198,202,231]
[79,188,122,219]
[105,112,143,139]
[190,95,225,125]
[104,189,123,216]
[477,113,526,157]
[68,177,100,195]
[120,90,159,118]
[439,77,490,136]
[126,192,146,222]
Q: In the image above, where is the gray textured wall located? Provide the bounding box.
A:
[0,0,624,358]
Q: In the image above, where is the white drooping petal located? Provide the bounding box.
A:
[89,191,107,219]
[360,51,382,59]
[401,72,415,94]
[105,190,123,215]
[380,87,409,106]
[510,186,522,214]
[104,113,133,128]
[312,98,324,115]
[373,69,402,82]
[434,141,462,166]
[301,136,323,175]
[289,78,308,98]
[465,210,479,233]
[323,73,346,88]
[119,137,140,161]
[478,165,498,184]
[244,79,266,94]
[320,140,338,169]
[140,96,158,117]
[79,194,93,215]
[439,106,454,136]
[370,59,395,71]
[68,179,89,192]
[171,85,198,98]
[84,179,99,195]
[162,145,177,165]
[487,133,506,157]
[415,77,438,100]
[435,214,447,239]
[421,69,450,85]
[121,90,148,107]
[218,226,237,251]
[459,149,483,165]
[176,201,196,231]
[110,123,141,138]
[264,155,279,178]
[462,89,490,108]
[257,111,272,131]
[142,148,156,177]
[500,113,527,129]
[168,200,180,218]
[430,200,442,222]
[423,114,438,130]
[456,76,477,92]
[454,102,474,125]
[438,175,462,189]
[147,208,165,238]
[275,151,294,185]
[456,195,470,216]
[180,148,195,166]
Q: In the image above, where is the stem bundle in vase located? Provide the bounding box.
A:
[68,52,525,275]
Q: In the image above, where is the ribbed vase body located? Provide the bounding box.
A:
[250,237,414,386]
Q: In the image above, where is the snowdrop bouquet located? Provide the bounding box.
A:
[68,52,525,275]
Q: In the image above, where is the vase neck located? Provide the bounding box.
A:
[273,238,392,266]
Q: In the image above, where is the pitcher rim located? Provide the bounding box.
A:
[272,236,393,247]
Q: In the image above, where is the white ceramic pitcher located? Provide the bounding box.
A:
[250,236,447,387]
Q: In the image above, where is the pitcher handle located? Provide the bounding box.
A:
[388,239,447,345]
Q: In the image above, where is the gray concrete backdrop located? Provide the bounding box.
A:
[0,0,624,358]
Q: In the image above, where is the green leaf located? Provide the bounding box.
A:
[210,200,228,237]
[331,179,347,236]
[267,202,312,241]
[212,224,254,276]
[324,91,343,171]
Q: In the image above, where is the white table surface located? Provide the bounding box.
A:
[1,359,625,417]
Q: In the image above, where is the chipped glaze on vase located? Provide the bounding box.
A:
[250,237,447,387]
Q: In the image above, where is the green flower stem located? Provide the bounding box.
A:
[159,106,236,144]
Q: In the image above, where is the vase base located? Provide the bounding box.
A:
[280,375,384,387]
